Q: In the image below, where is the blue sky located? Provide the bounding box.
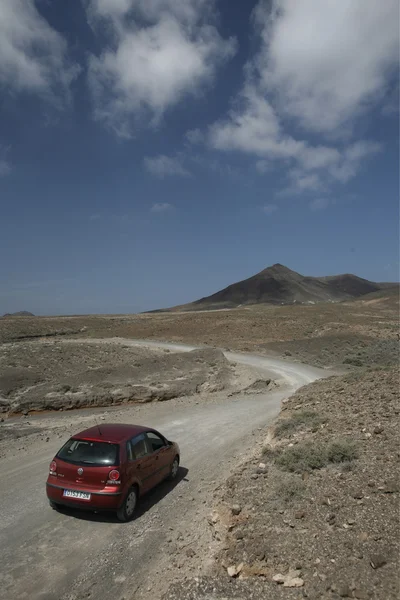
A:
[0,0,399,315]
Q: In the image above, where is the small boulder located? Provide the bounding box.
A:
[370,555,386,569]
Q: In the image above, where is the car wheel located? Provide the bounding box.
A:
[117,487,138,522]
[49,500,59,510]
[167,456,179,481]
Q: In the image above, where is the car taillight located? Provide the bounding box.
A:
[108,469,120,481]
[49,460,57,474]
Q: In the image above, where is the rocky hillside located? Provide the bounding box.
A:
[162,264,394,311]
[165,366,400,600]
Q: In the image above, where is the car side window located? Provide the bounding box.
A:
[146,432,166,453]
[129,433,150,461]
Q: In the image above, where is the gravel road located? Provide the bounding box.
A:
[0,341,328,600]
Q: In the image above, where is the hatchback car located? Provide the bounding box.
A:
[46,423,180,521]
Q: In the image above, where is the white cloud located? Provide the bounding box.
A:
[144,155,190,178]
[86,0,236,136]
[209,85,381,193]
[330,141,382,183]
[309,198,330,211]
[206,0,395,198]
[0,0,78,101]
[257,0,399,133]
[286,171,325,194]
[262,204,278,215]
[151,202,174,212]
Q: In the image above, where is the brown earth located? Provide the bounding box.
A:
[0,287,398,600]
[0,340,268,415]
[164,367,400,600]
[0,287,398,369]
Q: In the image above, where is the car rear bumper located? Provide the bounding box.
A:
[46,482,123,510]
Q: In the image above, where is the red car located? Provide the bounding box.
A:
[46,423,180,521]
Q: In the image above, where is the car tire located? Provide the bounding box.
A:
[117,486,138,522]
[49,500,59,510]
[167,456,180,481]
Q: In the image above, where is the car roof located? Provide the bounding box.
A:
[72,423,154,443]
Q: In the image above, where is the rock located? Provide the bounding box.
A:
[384,482,399,493]
[326,513,336,524]
[283,577,304,588]
[227,563,243,577]
[294,511,305,519]
[373,426,384,434]
[186,548,196,558]
[288,569,302,579]
[256,466,267,474]
[231,504,241,516]
[370,555,386,569]
[234,530,244,540]
[250,474,258,480]
[337,584,352,597]
[272,573,286,584]
[353,590,369,599]
[353,492,364,499]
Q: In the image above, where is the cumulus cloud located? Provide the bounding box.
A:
[257,0,399,133]
[86,0,236,136]
[206,0,396,197]
[0,0,78,101]
[144,155,190,178]
[209,85,381,193]
[151,202,174,212]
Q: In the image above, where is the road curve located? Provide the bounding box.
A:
[0,341,329,600]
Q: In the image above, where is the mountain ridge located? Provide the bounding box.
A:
[155,264,397,312]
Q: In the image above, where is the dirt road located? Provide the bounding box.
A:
[0,342,328,600]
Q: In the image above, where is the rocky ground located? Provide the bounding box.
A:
[164,366,399,600]
[1,287,397,368]
[0,339,269,415]
[0,289,398,600]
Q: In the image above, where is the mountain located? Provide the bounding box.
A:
[2,311,35,317]
[160,264,395,312]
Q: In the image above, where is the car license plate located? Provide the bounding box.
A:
[63,489,91,501]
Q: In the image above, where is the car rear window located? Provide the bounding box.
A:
[57,438,119,466]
